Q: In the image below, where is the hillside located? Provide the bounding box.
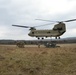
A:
[0,37,76,45]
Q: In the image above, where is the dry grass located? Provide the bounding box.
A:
[0,44,76,75]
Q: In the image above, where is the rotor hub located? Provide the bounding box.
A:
[29,27,36,30]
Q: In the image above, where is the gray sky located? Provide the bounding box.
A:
[0,0,76,40]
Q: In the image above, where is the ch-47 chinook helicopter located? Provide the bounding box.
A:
[12,19,76,40]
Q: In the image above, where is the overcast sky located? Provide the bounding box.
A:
[0,0,76,40]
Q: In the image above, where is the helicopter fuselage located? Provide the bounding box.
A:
[28,22,66,39]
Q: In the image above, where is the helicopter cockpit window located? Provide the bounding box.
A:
[57,28,62,30]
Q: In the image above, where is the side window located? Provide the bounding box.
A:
[47,32,50,33]
[32,32,34,34]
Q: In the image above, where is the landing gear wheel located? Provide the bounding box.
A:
[42,37,44,39]
[38,37,40,39]
[59,37,60,39]
[55,37,57,39]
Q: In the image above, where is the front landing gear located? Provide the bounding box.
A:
[38,37,40,40]
[58,37,60,39]
[37,37,44,40]
[37,37,44,48]
[55,37,60,39]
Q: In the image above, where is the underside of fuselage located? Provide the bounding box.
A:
[28,29,66,39]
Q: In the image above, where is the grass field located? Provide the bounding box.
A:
[0,44,76,75]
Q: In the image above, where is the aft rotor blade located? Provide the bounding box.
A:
[35,19,57,22]
[33,23,55,27]
[12,25,30,28]
[63,19,76,22]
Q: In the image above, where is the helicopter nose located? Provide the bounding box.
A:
[28,33,31,36]
[28,33,30,36]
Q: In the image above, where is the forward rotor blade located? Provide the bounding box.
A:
[35,19,56,22]
[63,19,76,22]
[12,25,30,28]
